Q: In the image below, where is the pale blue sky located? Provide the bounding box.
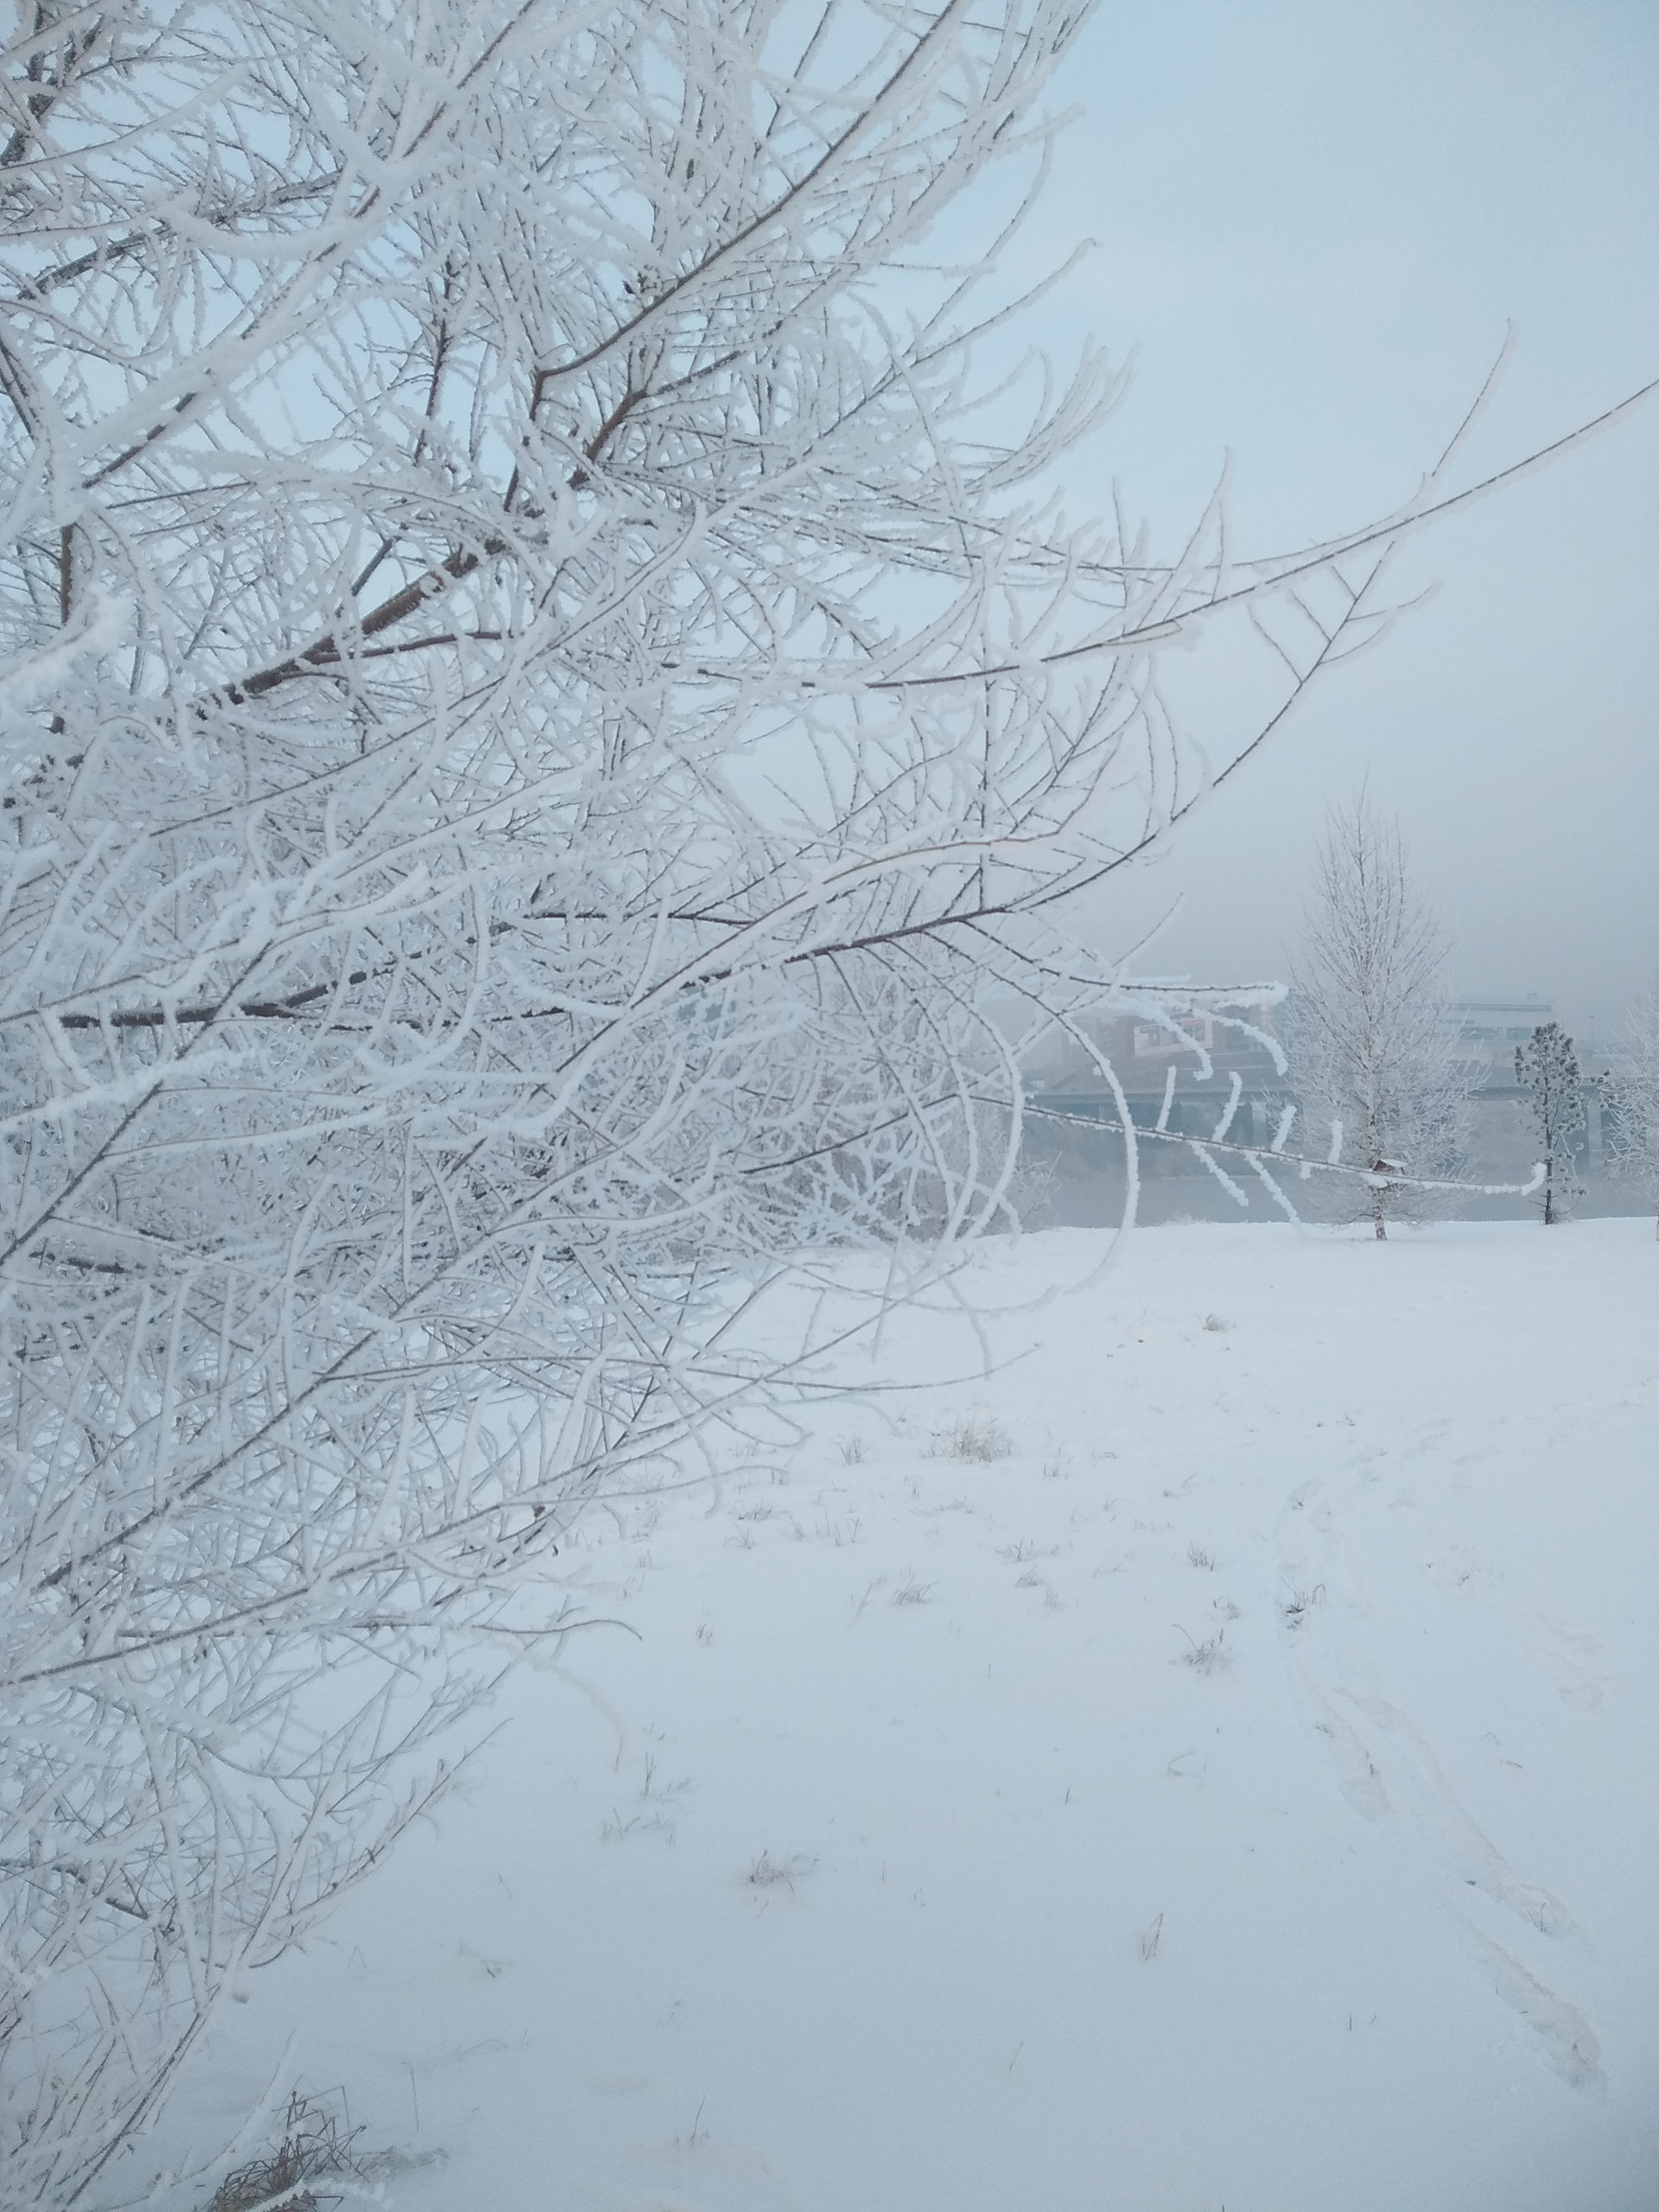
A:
[1024,0,1657,1039]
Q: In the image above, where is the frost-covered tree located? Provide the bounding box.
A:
[1601,997,1659,1231]
[1283,798,1477,1238]
[1516,1023,1586,1225]
[0,0,1637,2197]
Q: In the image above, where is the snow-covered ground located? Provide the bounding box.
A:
[138,1219,1656,2212]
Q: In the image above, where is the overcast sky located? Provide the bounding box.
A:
[1018,0,1657,1042]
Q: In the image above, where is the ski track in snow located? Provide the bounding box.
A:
[1274,1408,1615,2091]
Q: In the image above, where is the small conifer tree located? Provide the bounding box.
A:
[1516,1023,1586,1224]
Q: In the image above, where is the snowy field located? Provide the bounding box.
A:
[140,1218,1656,2212]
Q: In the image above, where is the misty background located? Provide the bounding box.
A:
[1018,0,1656,1044]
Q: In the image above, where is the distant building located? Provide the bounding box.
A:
[1024,990,1608,1176]
[1026,1001,1284,1165]
[1442,997,1554,1081]
[1018,983,1628,1217]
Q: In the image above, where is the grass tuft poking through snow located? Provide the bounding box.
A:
[1173,1624,1230,1673]
[203,2091,361,2212]
[747,1852,817,1891]
[1281,1582,1324,1630]
[928,1413,1011,1463]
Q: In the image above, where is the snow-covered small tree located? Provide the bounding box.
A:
[1599,996,1659,1232]
[1516,1023,1586,1225]
[1284,798,1477,1238]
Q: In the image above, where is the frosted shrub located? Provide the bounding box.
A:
[1600,998,1659,1232]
